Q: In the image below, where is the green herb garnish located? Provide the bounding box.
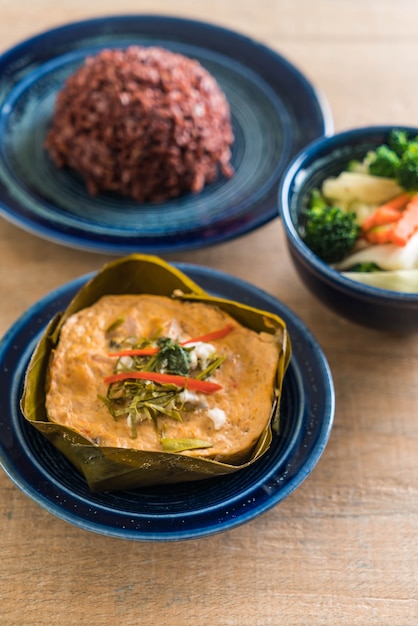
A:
[100,333,225,439]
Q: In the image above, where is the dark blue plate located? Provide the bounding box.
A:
[0,15,332,254]
[0,264,334,541]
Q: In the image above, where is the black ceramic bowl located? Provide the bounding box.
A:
[279,125,418,333]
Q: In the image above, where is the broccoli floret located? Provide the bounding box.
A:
[396,141,418,190]
[309,187,328,210]
[368,145,400,178]
[301,192,361,263]
[346,262,383,273]
[388,129,410,157]
[365,130,418,190]
[346,158,368,173]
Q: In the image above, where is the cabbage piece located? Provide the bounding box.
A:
[346,200,378,224]
[336,230,418,271]
[342,269,418,293]
[322,172,403,207]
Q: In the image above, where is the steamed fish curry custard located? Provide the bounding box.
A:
[22,253,289,490]
[45,295,280,464]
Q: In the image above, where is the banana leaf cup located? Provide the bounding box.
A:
[21,254,291,492]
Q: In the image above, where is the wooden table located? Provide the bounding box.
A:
[1,1,417,624]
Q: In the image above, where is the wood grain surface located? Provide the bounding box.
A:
[0,1,417,624]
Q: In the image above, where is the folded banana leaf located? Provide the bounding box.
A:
[21,254,291,491]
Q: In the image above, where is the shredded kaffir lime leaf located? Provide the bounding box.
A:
[197,355,226,380]
[104,379,182,437]
[105,317,125,334]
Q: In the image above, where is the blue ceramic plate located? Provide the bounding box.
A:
[0,15,332,254]
[0,265,334,541]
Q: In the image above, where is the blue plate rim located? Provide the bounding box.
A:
[0,263,335,541]
[0,14,333,255]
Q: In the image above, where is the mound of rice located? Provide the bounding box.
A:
[45,46,234,202]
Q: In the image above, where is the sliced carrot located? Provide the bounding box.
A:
[364,223,395,245]
[381,192,411,211]
[103,371,223,394]
[390,195,418,246]
[361,192,410,231]
[108,324,235,358]
[361,205,403,231]
[363,194,418,246]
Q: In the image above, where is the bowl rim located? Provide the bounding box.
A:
[279,124,418,303]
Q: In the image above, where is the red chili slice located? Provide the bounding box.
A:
[103,371,222,394]
[108,324,234,358]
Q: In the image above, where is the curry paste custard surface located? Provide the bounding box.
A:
[45,294,281,464]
